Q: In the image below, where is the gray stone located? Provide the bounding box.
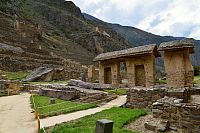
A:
[157,127,167,132]
[144,122,156,131]
[68,79,113,90]
[39,88,80,100]
[49,98,55,104]
[95,119,113,133]
[23,66,64,82]
[152,109,163,114]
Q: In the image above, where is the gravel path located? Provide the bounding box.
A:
[40,95,127,128]
[0,93,37,133]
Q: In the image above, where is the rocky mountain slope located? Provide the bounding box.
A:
[0,0,130,72]
[84,13,200,67]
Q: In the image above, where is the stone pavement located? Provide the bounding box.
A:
[40,95,127,128]
[0,93,37,133]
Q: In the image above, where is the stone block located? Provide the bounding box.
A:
[95,119,113,133]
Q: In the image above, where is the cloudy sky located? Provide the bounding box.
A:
[71,0,200,40]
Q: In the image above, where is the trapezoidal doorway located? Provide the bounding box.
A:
[104,67,112,84]
[135,65,146,86]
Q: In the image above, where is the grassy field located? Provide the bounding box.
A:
[1,71,29,80]
[194,75,200,84]
[42,107,146,133]
[105,88,127,95]
[30,95,97,118]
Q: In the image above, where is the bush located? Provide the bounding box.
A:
[194,66,200,76]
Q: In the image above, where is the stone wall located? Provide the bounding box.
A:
[126,87,166,109]
[126,87,194,110]
[39,88,80,100]
[163,49,194,88]
[152,97,200,133]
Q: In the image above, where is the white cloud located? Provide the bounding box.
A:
[71,0,200,40]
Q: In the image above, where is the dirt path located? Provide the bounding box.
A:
[0,93,37,133]
[40,95,126,128]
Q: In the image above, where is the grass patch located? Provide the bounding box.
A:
[1,71,29,80]
[156,79,167,84]
[43,107,146,133]
[105,88,127,95]
[194,75,200,84]
[0,91,7,97]
[30,95,96,118]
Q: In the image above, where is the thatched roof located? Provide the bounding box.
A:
[94,44,160,61]
[158,39,195,52]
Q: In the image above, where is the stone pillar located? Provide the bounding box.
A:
[88,65,96,83]
[99,61,105,84]
[111,61,120,87]
[184,48,194,88]
[144,55,155,87]
[95,119,113,133]
[163,51,185,88]
[126,60,135,87]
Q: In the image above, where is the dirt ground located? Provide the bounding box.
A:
[0,93,37,133]
[125,114,155,133]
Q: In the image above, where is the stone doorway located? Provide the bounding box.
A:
[104,67,112,84]
[135,65,145,86]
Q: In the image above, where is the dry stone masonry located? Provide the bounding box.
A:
[94,44,160,87]
[159,39,195,88]
[152,96,200,133]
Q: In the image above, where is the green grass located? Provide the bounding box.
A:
[30,95,97,118]
[1,71,29,80]
[105,88,127,95]
[43,107,146,133]
[0,91,7,97]
[194,75,200,84]
[156,79,167,84]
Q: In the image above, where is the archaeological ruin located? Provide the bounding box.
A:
[159,39,195,88]
[94,44,160,87]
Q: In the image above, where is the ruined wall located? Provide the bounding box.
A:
[126,54,155,87]
[63,60,87,80]
[99,59,120,86]
[126,87,193,110]
[126,87,165,109]
[98,54,156,87]
[184,48,194,87]
[163,49,193,88]
[152,97,200,133]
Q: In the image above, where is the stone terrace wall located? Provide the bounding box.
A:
[126,87,195,110]
[152,97,200,133]
[126,87,166,109]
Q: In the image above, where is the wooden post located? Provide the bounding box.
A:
[37,114,40,132]
[95,119,113,133]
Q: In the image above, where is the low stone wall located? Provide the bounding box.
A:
[152,97,200,133]
[125,87,197,109]
[166,88,190,102]
[39,88,80,100]
[126,87,166,109]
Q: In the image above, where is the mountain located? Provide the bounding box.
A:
[0,0,130,71]
[83,13,200,67]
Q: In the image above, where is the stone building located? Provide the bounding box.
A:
[94,44,160,87]
[159,39,195,88]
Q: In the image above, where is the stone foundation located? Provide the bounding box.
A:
[126,87,166,109]
[39,88,80,100]
[125,87,197,109]
[152,96,200,133]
